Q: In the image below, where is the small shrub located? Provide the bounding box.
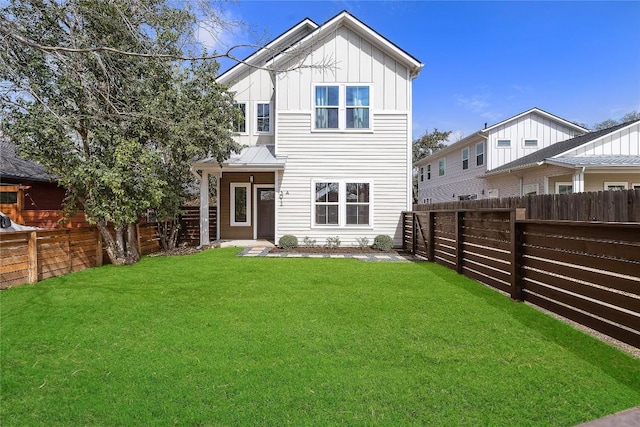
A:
[373,235,393,251]
[279,235,298,249]
[303,236,317,247]
[325,236,341,249]
[355,237,369,250]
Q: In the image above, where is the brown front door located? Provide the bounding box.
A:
[256,188,275,240]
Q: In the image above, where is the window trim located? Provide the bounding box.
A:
[523,138,538,148]
[604,182,628,191]
[462,147,469,170]
[555,182,573,194]
[497,139,511,148]
[426,164,431,180]
[311,179,374,228]
[230,183,251,227]
[438,158,446,177]
[233,102,247,134]
[254,102,272,135]
[476,142,484,166]
[633,183,640,190]
[311,84,373,132]
[419,167,424,182]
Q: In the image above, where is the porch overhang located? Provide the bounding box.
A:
[192,144,286,173]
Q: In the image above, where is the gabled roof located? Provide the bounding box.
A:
[218,10,423,84]
[483,107,588,133]
[0,141,54,183]
[485,119,640,175]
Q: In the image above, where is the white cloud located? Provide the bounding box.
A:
[455,94,503,124]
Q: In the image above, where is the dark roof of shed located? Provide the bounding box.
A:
[487,119,640,174]
[0,141,55,182]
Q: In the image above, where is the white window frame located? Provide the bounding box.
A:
[230,183,251,226]
[255,102,272,135]
[604,182,628,191]
[419,167,424,182]
[462,147,469,170]
[427,164,431,180]
[476,142,484,166]
[233,102,247,134]
[497,139,511,148]
[523,138,538,148]
[555,182,573,194]
[633,183,640,190]
[523,183,539,196]
[311,179,374,228]
[487,189,499,199]
[438,158,446,177]
[312,84,373,132]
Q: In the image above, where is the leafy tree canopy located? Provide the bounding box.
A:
[412,128,452,163]
[1,0,241,264]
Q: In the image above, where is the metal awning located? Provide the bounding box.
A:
[193,145,286,172]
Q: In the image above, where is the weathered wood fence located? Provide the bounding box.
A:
[0,223,160,289]
[402,210,640,348]
[415,189,640,222]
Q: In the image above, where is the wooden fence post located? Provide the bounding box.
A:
[427,211,435,262]
[412,213,417,254]
[66,229,72,274]
[95,228,103,267]
[28,231,38,284]
[455,211,464,274]
[510,210,524,301]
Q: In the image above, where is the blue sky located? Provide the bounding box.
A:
[208,1,640,140]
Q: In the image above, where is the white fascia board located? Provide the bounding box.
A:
[216,19,318,85]
[271,11,423,77]
[483,107,589,134]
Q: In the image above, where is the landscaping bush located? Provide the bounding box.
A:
[278,235,298,249]
[355,237,369,249]
[373,235,393,251]
[325,236,341,249]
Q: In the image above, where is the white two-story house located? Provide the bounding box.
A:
[192,11,423,246]
[415,108,590,203]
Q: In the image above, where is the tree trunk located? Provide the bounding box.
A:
[157,218,180,251]
[126,223,140,264]
[95,221,140,265]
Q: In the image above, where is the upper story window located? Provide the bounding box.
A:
[497,139,511,148]
[476,142,484,166]
[233,103,246,133]
[427,164,431,180]
[524,139,538,148]
[420,167,424,182]
[256,103,271,134]
[346,86,370,129]
[313,84,372,131]
[315,86,339,129]
[462,148,469,170]
[438,158,446,176]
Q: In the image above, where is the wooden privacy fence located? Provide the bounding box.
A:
[414,189,640,222]
[0,223,160,289]
[178,206,217,246]
[403,210,640,348]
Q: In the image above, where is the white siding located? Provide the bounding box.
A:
[277,113,409,246]
[487,112,583,170]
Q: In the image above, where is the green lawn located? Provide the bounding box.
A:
[1,248,638,426]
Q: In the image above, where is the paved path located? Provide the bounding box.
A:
[575,406,640,427]
[237,247,415,262]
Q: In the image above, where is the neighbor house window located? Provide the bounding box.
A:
[346,86,370,129]
[556,183,573,194]
[438,158,446,176]
[476,142,484,166]
[427,164,431,180]
[346,183,370,225]
[633,183,640,189]
[312,180,373,227]
[458,194,477,201]
[230,183,251,226]
[605,182,627,191]
[462,147,469,170]
[0,191,18,204]
[523,183,539,196]
[488,189,499,198]
[524,139,538,148]
[256,103,271,133]
[314,182,339,225]
[233,103,246,133]
[420,167,424,182]
[497,139,511,147]
[315,86,339,129]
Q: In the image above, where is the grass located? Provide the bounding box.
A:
[1,248,639,426]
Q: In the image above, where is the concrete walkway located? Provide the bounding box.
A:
[237,246,414,262]
[575,406,640,427]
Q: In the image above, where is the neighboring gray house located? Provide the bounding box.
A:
[192,11,423,246]
[415,108,589,203]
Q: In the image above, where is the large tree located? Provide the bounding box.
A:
[412,128,451,203]
[1,0,240,264]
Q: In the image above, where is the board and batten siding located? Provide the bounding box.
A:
[277,25,410,112]
[487,113,582,171]
[562,121,640,157]
[276,112,409,246]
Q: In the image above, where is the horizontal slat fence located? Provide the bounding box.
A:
[0,223,160,289]
[415,189,640,222]
[178,206,217,246]
[403,210,640,348]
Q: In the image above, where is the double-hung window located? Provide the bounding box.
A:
[427,164,431,180]
[233,103,246,133]
[313,180,372,227]
[476,142,484,166]
[256,103,271,133]
[315,86,339,129]
[438,159,446,176]
[462,148,469,170]
[313,84,371,130]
